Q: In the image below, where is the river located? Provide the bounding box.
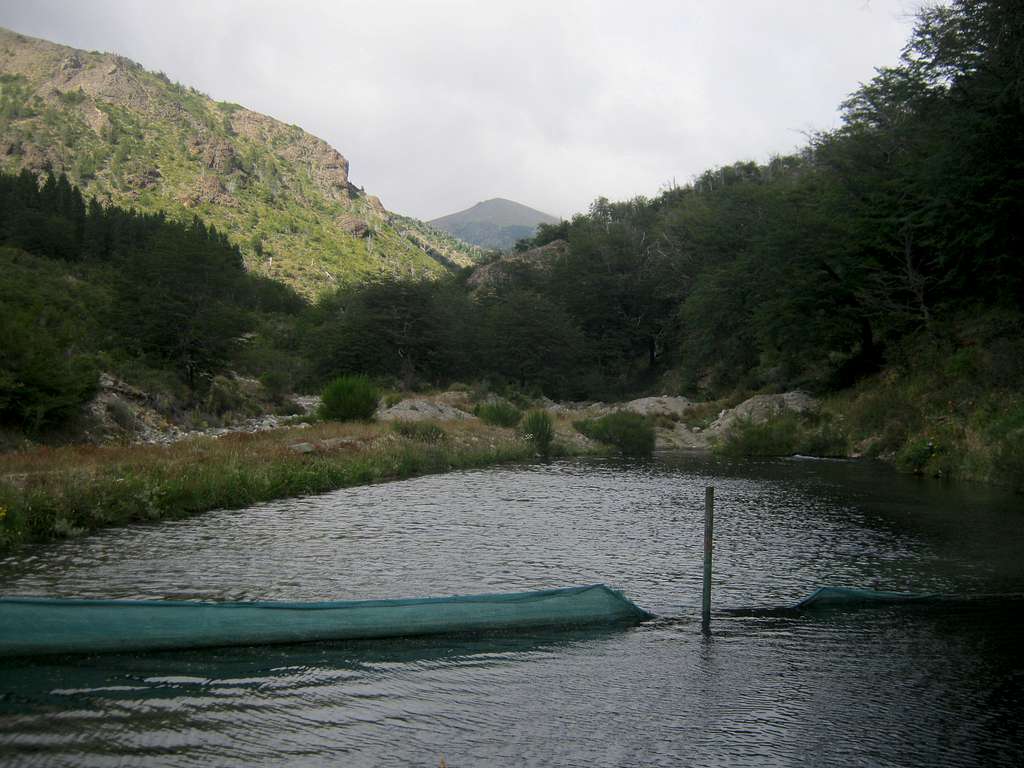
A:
[1,454,1022,766]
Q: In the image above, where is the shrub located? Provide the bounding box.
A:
[895,438,934,474]
[319,375,379,422]
[716,414,799,457]
[205,375,245,416]
[391,420,446,444]
[259,370,292,403]
[105,398,138,431]
[475,400,522,428]
[521,409,554,457]
[797,424,847,457]
[993,429,1024,493]
[0,312,99,432]
[574,411,655,457]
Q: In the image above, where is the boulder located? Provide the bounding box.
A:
[623,396,694,418]
[708,392,818,434]
[338,215,370,238]
[377,399,474,422]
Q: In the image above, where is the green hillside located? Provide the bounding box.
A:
[0,27,477,296]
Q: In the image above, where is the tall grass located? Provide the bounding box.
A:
[390,420,447,444]
[520,410,554,457]
[0,420,541,552]
[474,401,522,428]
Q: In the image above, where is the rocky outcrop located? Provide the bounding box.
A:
[622,396,694,418]
[125,166,161,190]
[179,175,237,207]
[467,240,568,291]
[19,142,62,174]
[546,391,818,451]
[707,392,818,434]
[338,215,371,238]
[376,399,474,422]
[277,131,350,200]
[188,136,239,174]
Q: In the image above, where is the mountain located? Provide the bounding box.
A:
[429,198,559,251]
[0,27,477,296]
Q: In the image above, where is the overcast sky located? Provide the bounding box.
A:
[0,1,924,220]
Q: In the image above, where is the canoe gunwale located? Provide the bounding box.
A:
[0,583,647,612]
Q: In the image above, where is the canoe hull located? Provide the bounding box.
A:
[0,584,652,657]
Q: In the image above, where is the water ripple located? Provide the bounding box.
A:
[1,455,1022,767]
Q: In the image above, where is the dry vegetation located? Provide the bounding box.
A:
[0,416,599,551]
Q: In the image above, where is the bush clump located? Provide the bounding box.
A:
[716,414,799,457]
[993,429,1024,493]
[574,411,655,457]
[521,409,554,457]
[319,375,379,422]
[475,400,522,427]
[895,437,936,474]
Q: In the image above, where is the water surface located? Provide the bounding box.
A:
[1,455,1021,766]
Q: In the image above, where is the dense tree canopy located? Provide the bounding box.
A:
[3,0,1021,431]
[0,168,305,428]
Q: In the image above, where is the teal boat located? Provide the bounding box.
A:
[0,584,652,658]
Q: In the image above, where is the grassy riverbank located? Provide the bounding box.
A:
[714,363,1024,493]
[0,418,596,552]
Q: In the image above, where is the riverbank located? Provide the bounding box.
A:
[0,417,599,552]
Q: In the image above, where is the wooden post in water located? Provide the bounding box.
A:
[702,486,714,632]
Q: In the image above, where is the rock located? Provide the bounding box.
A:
[125,167,161,190]
[545,390,818,453]
[661,423,713,450]
[288,442,316,454]
[59,53,84,76]
[433,389,474,410]
[20,142,61,174]
[187,136,239,173]
[623,396,694,418]
[377,399,474,422]
[278,136,350,200]
[467,240,569,291]
[179,175,236,207]
[293,395,321,415]
[708,392,818,434]
[338,215,370,238]
[317,437,359,450]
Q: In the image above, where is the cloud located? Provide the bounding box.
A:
[0,0,922,219]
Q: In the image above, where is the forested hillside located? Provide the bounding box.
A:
[0,27,476,296]
[302,0,1024,486]
[0,168,305,432]
[1,0,1020,487]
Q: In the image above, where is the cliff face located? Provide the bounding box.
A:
[0,27,476,295]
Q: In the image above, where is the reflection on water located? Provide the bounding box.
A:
[1,455,1022,766]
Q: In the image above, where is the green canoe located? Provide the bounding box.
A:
[0,583,652,658]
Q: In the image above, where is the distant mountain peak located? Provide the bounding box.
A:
[428,198,559,250]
